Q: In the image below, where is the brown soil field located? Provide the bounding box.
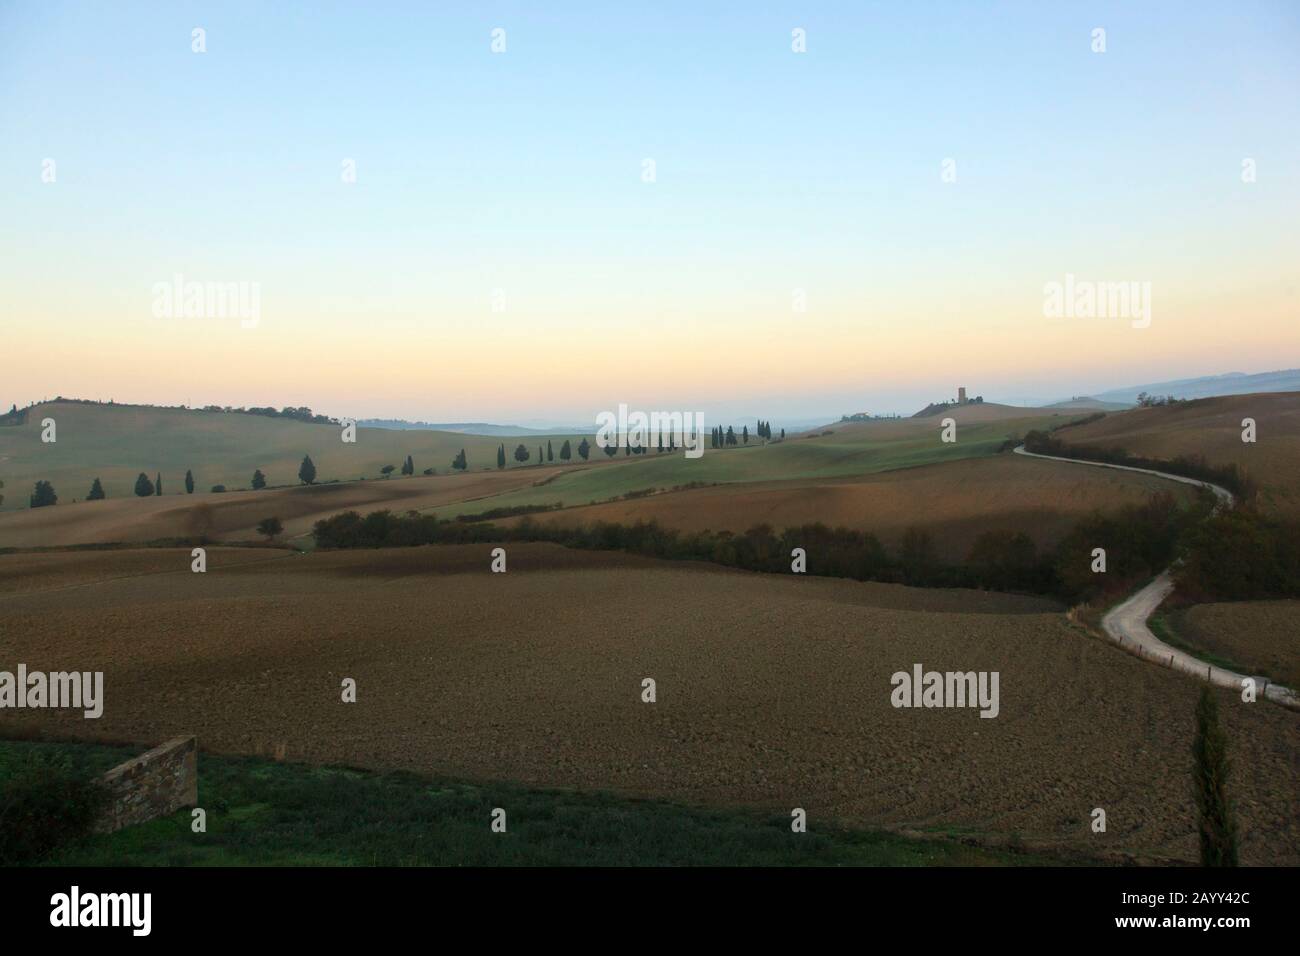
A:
[0,467,568,550]
[0,547,279,596]
[498,455,1192,561]
[1060,393,1300,516]
[1169,600,1300,686]
[1,546,1295,864]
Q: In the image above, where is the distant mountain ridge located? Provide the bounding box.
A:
[1059,368,1300,407]
[357,419,581,436]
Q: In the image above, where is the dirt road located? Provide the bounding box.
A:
[1013,446,1298,708]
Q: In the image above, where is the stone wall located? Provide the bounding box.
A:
[96,735,198,833]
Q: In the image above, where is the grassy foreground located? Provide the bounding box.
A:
[1,739,1055,867]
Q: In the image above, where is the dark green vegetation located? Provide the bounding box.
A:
[455,503,562,523]
[0,740,1053,867]
[1192,688,1239,867]
[1174,507,1300,601]
[0,747,110,865]
[29,480,57,508]
[311,490,1210,603]
[1024,425,1300,604]
[1056,492,1209,603]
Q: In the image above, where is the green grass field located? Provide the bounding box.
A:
[0,402,592,511]
[445,413,1074,516]
[1,739,1060,866]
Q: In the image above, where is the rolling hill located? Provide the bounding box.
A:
[445,404,1091,516]
[3,396,1209,558]
[1055,392,1300,516]
[1087,368,1300,405]
[0,401,595,512]
[0,466,573,550]
[492,454,1196,561]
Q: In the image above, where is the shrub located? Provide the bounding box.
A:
[1175,508,1300,601]
[0,751,110,865]
[1053,492,1204,604]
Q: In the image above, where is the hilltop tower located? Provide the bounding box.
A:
[958,386,967,404]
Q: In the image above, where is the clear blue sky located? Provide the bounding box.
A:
[2,1,1297,422]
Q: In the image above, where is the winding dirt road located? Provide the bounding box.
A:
[1013,445,1298,709]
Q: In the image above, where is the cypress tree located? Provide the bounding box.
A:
[155,473,162,495]
[30,480,58,508]
[185,469,195,494]
[1193,686,1239,867]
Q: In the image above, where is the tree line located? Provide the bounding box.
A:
[17,419,784,509]
[308,485,1287,607]
[710,421,782,448]
[1022,428,1252,499]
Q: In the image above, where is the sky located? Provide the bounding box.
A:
[1,1,1297,425]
